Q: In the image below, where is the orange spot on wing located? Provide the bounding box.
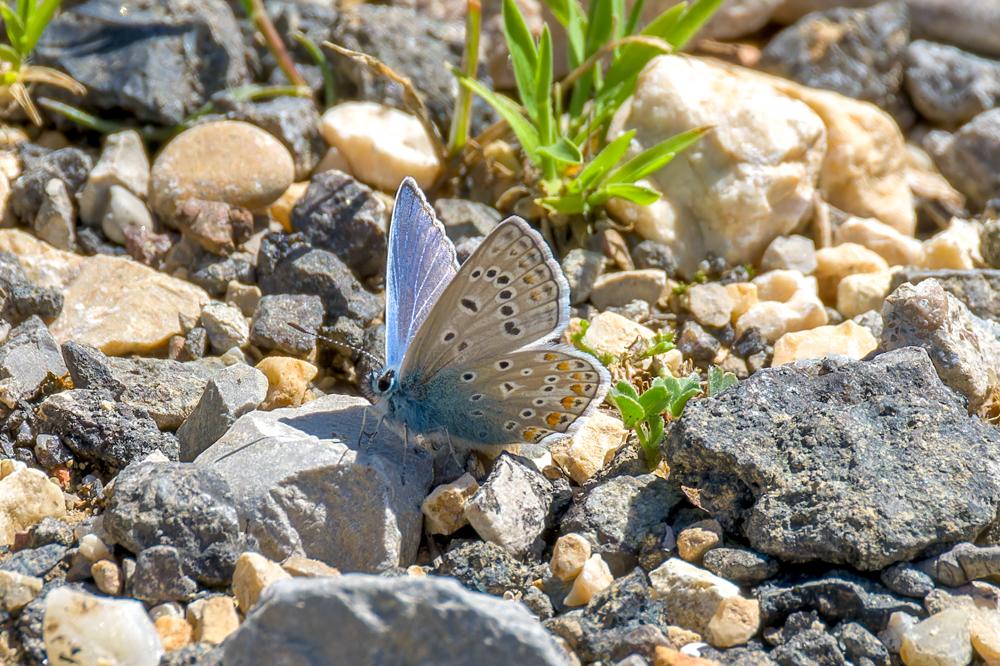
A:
[556,361,571,371]
[546,412,561,427]
[561,396,579,409]
[570,372,586,381]
[543,353,558,361]
[570,383,586,396]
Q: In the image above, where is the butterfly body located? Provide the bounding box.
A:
[370,178,609,451]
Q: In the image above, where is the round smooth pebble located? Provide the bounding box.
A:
[563,553,613,607]
[150,120,294,222]
[551,533,592,582]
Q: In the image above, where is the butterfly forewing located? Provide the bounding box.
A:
[384,178,459,369]
[399,217,569,380]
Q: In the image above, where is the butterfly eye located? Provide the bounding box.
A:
[376,369,395,393]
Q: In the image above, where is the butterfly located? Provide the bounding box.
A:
[365,177,610,451]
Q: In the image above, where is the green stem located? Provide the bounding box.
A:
[292,31,336,108]
[241,0,307,88]
[447,0,481,158]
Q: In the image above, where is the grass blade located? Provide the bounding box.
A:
[502,0,538,120]
[668,0,725,49]
[590,182,661,207]
[22,0,60,54]
[605,125,710,184]
[459,76,540,157]
[570,129,634,194]
[537,136,583,164]
[599,3,684,96]
[0,4,25,56]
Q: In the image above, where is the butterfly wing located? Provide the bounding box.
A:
[384,178,459,369]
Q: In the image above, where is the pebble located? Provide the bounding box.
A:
[928,109,1000,211]
[91,560,123,595]
[187,596,239,645]
[881,562,935,599]
[686,283,735,329]
[575,311,655,358]
[549,411,626,485]
[653,646,719,666]
[589,269,667,310]
[11,147,92,225]
[268,181,308,232]
[906,40,1000,127]
[561,248,604,305]
[701,547,778,585]
[33,178,75,251]
[900,608,972,666]
[421,473,479,536]
[176,362,268,462]
[760,234,817,274]
[150,121,294,224]
[650,558,742,639]
[631,240,678,275]
[0,316,68,407]
[225,281,262,317]
[232,552,291,613]
[563,554,613,607]
[706,595,760,648]
[43,586,164,666]
[971,610,1000,664]
[0,463,66,546]
[79,130,150,226]
[920,217,983,269]
[434,198,501,242]
[319,102,441,191]
[677,320,720,364]
[814,243,890,302]
[837,270,892,318]
[249,294,324,356]
[78,533,112,562]
[281,556,341,579]
[102,184,153,246]
[154,615,192,652]
[676,520,723,564]
[550,533,592,583]
[737,270,827,342]
[0,570,43,611]
[255,356,318,409]
[834,216,922,267]
[199,301,249,354]
[132,545,199,603]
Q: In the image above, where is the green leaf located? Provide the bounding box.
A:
[540,0,570,24]
[0,4,25,55]
[22,0,62,55]
[534,26,556,152]
[609,389,644,428]
[538,194,586,215]
[537,136,583,165]
[502,0,538,121]
[613,380,640,402]
[668,0,725,50]
[15,0,27,30]
[0,42,20,65]
[624,0,646,36]
[658,375,701,418]
[589,182,661,207]
[459,77,540,158]
[638,384,671,417]
[570,129,634,194]
[599,3,685,96]
[707,366,738,396]
[605,126,709,184]
[646,415,664,453]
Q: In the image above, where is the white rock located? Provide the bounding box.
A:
[78,533,112,562]
[736,270,827,342]
[102,185,153,246]
[575,312,655,358]
[589,269,667,310]
[760,234,817,274]
[550,411,626,484]
[836,270,893,318]
[881,611,919,653]
[79,130,150,225]
[772,320,878,365]
[687,282,736,328]
[551,533,592,583]
[563,553,613,607]
[607,55,825,277]
[649,558,742,636]
[920,217,984,270]
[320,102,441,192]
[834,216,922,267]
[44,587,164,666]
[814,242,889,302]
[200,301,249,354]
[421,473,479,536]
[0,570,43,611]
[900,608,972,666]
[0,464,66,546]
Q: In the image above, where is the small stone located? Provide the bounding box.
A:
[835,216,922,267]
[249,294,324,356]
[760,235,817,274]
[971,610,1000,664]
[281,556,341,578]
[199,301,249,354]
[590,269,667,310]
[920,217,983,269]
[33,178,75,251]
[43,587,164,666]
[0,316,68,408]
[900,608,972,666]
[232,552,291,613]
[268,181,307,231]
[78,533,112,562]
[649,558,742,637]
[0,570,43,611]
[154,615,192,652]
[91,560,123,595]
[79,130,150,225]
[676,520,723,564]
[551,533,592,583]
[653,646,720,666]
[677,320,720,364]
[881,562,935,598]
[906,40,1000,126]
[837,270,892,318]
[702,548,778,585]
[725,282,758,322]
[772,320,877,365]
[421,473,479,536]
[562,249,604,305]
[132,545,199,603]
[101,184,153,246]
[632,240,677,275]
[706,595,760,648]
[173,198,254,256]
[433,540,529,597]
[186,596,239,645]
[815,243,890,302]
[686,283,735,328]
[929,109,1000,211]
[434,198,501,242]
[564,554,614,607]
[176,362,268,462]
[319,102,441,191]
[576,312,656,358]
[255,356,318,409]
[0,464,66,546]
[225,281,262,317]
[150,121,294,224]
[11,147,92,224]
[222,96,325,180]
[549,411,626,485]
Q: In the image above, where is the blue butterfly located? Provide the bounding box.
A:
[366,178,610,451]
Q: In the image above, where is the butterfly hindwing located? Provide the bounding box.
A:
[384,178,459,369]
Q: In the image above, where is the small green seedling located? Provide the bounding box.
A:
[608,374,700,467]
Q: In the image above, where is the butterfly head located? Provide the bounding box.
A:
[369,366,398,399]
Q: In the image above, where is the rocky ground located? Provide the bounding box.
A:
[0,0,998,664]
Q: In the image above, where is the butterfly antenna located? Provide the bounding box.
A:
[287,322,384,371]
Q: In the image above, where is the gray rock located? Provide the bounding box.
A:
[188,253,255,299]
[249,294,324,356]
[929,108,1000,210]
[561,249,604,306]
[104,460,242,585]
[667,347,1000,570]
[465,455,557,558]
[983,218,1000,269]
[851,310,884,339]
[834,621,890,666]
[11,147,92,225]
[257,233,381,325]
[702,547,779,584]
[770,628,845,665]
[194,393,432,571]
[631,240,677,276]
[916,541,1000,587]
[880,562,935,598]
[905,40,1000,126]
[756,572,923,633]
[880,279,1000,410]
[130,545,199,603]
[36,389,179,469]
[560,475,682,576]
[887,268,1000,321]
[79,130,150,226]
[29,517,75,548]
[433,539,530,596]
[177,363,268,462]
[434,198,502,243]
[161,643,223,666]
[225,575,571,666]
[0,317,67,408]
[35,0,249,125]
[33,178,76,251]
[759,0,912,123]
[178,327,209,361]
[677,320,720,364]
[200,301,249,354]
[0,543,67,577]
[0,252,62,324]
[220,97,325,180]
[62,341,216,430]
[34,433,72,469]
[908,0,1000,58]
[290,170,387,279]
[733,327,768,358]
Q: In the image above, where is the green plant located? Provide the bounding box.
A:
[608,374,700,466]
[707,365,737,396]
[454,0,721,218]
[238,0,307,88]
[0,0,83,125]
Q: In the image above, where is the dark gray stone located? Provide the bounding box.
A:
[631,240,677,276]
[130,545,199,603]
[35,389,179,469]
[250,294,324,356]
[909,0,1000,59]
[560,475,682,576]
[561,249,604,306]
[917,541,1000,587]
[887,268,1000,321]
[176,363,268,462]
[105,460,242,585]
[225,574,571,666]
[220,96,325,180]
[905,40,1000,126]
[677,320,720,364]
[28,518,75,548]
[194,394,432,572]
[702,547,779,585]
[771,629,845,666]
[0,543,67,577]
[33,433,72,469]
[257,233,381,325]
[160,642,223,666]
[0,317,67,407]
[433,539,530,596]
[929,109,1000,211]
[733,327,768,358]
[0,253,62,325]
[34,0,249,125]
[759,0,912,123]
[434,198,502,243]
[290,170,387,279]
[880,562,935,598]
[187,253,256,298]
[833,621,890,666]
[667,347,1000,570]
[11,147,93,225]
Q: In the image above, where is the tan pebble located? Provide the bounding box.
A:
[225,281,262,317]
[563,554,613,607]
[665,626,702,648]
[154,615,192,652]
[256,357,318,409]
[706,595,760,648]
[836,270,892,318]
[421,473,479,535]
[687,282,735,328]
[281,556,341,578]
[725,283,758,322]
[772,320,877,366]
[814,243,889,303]
[971,609,1000,663]
[78,533,112,562]
[551,533,592,582]
[0,570,43,612]
[920,218,983,270]
[653,646,722,666]
[900,608,972,666]
[549,412,626,485]
[232,552,291,612]
[406,565,427,577]
[835,216,922,266]
[91,560,122,595]
[187,596,240,645]
[268,181,309,232]
[590,269,668,310]
[677,520,723,563]
[0,466,66,546]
